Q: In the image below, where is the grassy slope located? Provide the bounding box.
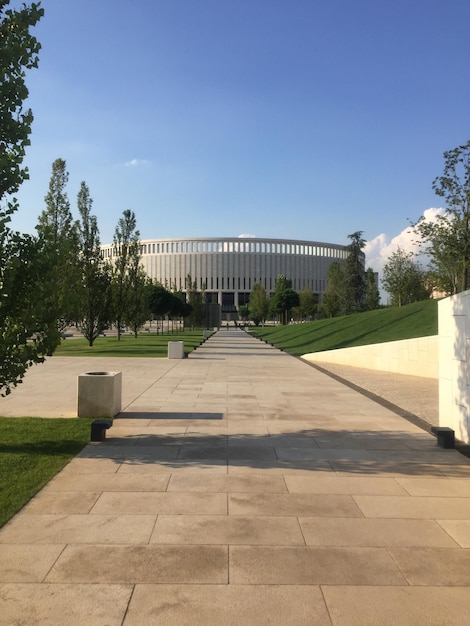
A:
[249,300,439,356]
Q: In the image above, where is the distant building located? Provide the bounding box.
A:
[101,236,351,320]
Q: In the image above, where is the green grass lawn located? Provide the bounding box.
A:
[0,417,93,528]
[249,299,439,356]
[55,329,211,357]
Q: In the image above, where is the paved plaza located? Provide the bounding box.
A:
[1,328,470,624]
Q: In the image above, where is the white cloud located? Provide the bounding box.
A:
[238,233,256,238]
[365,208,445,277]
[124,158,150,168]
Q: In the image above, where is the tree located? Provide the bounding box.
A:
[110,209,141,340]
[171,291,192,331]
[0,1,43,199]
[413,210,463,296]
[238,304,249,323]
[344,231,366,313]
[365,268,380,310]
[124,258,149,337]
[185,274,205,328]
[148,282,172,333]
[413,140,470,294]
[248,282,269,326]
[322,261,346,318]
[269,275,299,325]
[36,158,80,327]
[382,247,430,306]
[321,232,366,317]
[0,226,61,395]
[75,182,110,346]
[293,286,319,321]
[0,1,61,395]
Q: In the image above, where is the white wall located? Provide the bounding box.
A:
[438,292,470,445]
[301,335,438,379]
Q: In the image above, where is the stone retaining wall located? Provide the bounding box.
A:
[438,292,470,445]
[301,335,438,379]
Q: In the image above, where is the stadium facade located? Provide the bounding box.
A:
[101,236,351,319]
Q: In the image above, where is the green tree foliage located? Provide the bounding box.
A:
[420,216,462,296]
[413,140,470,294]
[382,247,431,306]
[36,158,80,327]
[170,291,192,330]
[185,274,205,328]
[0,226,61,395]
[322,261,346,318]
[344,231,366,313]
[111,209,141,340]
[124,263,149,337]
[147,283,189,334]
[269,275,299,325]
[321,232,367,317]
[365,268,380,310]
[293,286,319,321]
[75,182,110,346]
[238,304,249,323]
[148,282,172,333]
[0,1,43,198]
[248,282,269,326]
[0,1,62,395]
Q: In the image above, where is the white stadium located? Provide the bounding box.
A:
[101,236,351,320]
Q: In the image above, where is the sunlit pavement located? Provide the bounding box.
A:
[1,328,470,625]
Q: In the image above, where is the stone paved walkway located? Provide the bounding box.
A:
[306,362,439,427]
[1,328,470,625]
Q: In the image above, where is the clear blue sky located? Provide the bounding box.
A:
[10,0,470,264]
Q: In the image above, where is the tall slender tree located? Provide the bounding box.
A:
[36,158,80,327]
[124,250,149,337]
[75,182,110,346]
[111,209,140,340]
[344,231,366,313]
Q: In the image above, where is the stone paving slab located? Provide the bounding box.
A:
[1,328,470,624]
[229,545,407,585]
[0,515,156,545]
[90,491,228,515]
[228,492,363,517]
[389,547,470,585]
[167,473,287,492]
[0,583,133,625]
[284,475,408,495]
[353,495,470,519]
[437,520,470,547]
[322,586,470,626]
[123,584,331,626]
[150,514,304,545]
[45,545,228,584]
[298,517,460,548]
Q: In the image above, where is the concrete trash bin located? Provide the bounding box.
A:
[77,371,122,418]
[168,341,184,359]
